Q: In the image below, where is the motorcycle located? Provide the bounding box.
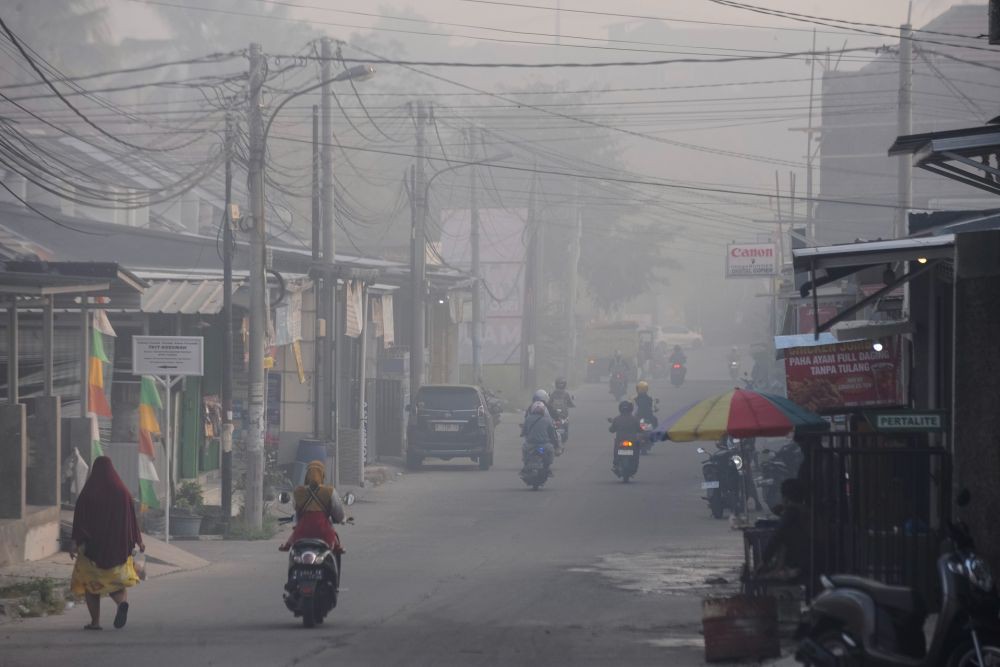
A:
[757,441,803,513]
[613,437,639,482]
[520,443,552,490]
[795,489,1000,667]
[698,442,745,519]
[670,362,687,387]
[638,417,657,454]
[610,371,627,400]
[551,407,569,449]
[729,360,740,381]
[277,491,356,628]
[483,388,504,427]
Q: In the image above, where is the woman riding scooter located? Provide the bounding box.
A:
[279,461,346,568]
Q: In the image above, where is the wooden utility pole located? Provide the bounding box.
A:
[410,101,428,403]
[221,113,234,526]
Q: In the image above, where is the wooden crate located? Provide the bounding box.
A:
[703,595,781,662]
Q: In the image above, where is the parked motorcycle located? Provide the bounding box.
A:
[670,362,687,387]
[795,489,1000,667]
[610,372,627,400]
[757,441,803,513]
[520,444,552,490]
[277,491,355,628]
[698,442,745,519]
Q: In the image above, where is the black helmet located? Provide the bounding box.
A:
[555,377,567,390]
[618,400,633,415]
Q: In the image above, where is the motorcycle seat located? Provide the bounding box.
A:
[828,575,925,616]
[292,538,333,551]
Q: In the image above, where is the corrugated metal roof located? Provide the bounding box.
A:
[140,279,238,314]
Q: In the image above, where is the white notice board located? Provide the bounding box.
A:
[132,336,204,376]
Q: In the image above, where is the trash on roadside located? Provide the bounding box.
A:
[702,594,780,663]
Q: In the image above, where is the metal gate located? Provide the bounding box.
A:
[807,433,951,604]
[368,378,404,459]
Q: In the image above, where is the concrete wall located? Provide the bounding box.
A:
[0,506,60,568]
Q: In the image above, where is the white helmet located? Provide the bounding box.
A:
[532,389,550,403]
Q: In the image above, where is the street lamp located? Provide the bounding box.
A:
[410,153,511,403]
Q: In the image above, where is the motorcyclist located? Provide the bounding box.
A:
[668,345,687,365]
[279,461,346,578]
[727,346,740,364]
[608,350,630,379]
[522,389,552,424]
[549,378,574,416]
[608,400,641,467]
[633,381,657,427]
[521,400,559,472]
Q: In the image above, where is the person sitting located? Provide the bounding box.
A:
[633,381,657,427]
[549,378,574,417]
[609,400,641,467]
[756,478,809,582]
[521,400,559,470]
[669,345,687,365]
[279,460,345,553]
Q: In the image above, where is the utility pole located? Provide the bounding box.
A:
[805,28,817,243]
[311,103,323,438]
[321,38,336,443]
[524,171,540,389]
[410,101,428,403]
[896,20,913,239]
[221,113,234,526]
[244,42,266,530]
[468,128,482,383]
[564,178,581,382]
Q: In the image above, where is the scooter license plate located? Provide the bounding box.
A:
[617,449,634,456]
[701,480,720,489]
[294,569,323,580]
[527,460,544,470]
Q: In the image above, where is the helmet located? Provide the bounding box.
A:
[636,381,649,394]
[530,401,547,415]
[554,377,567,390]
[673,344,682,351]
[618,400,633,415]
[532,389,550,403]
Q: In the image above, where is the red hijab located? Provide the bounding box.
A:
[72,456,141,569]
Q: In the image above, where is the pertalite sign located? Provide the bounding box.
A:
[726,243,778,277]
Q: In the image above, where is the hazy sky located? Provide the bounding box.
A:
[111,0,969,45]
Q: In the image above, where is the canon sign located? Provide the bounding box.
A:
[726,243,778,277]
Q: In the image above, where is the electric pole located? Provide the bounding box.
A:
[311,103,323,438]
[523,171,540,389]
[245,42,266,530]
[221,113,234,526]
[410,101,428,403]
[468,128,482,384]
[896,21,913,239]
[564,179,581,383]
[321,38,336,443]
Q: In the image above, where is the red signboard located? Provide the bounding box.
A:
[797,304,840,334]
[785,338,903,413]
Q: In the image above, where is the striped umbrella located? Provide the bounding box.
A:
[653,388,829,442]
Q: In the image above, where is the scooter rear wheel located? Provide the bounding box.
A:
[946,638,1000,667]
[810,630,860,666]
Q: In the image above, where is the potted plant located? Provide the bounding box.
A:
[170,480,204,538]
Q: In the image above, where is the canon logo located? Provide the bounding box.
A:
[730,247,774,258]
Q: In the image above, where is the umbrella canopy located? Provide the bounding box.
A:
[654,388,828,442]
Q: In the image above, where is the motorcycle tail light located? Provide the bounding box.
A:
[301,551,318,565]
[672,364,681,369]
[622,440,634,448]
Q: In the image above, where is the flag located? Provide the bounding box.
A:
[138,376,162,510]
[87,312,113,461]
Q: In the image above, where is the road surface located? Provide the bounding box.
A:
[1,348,748,667]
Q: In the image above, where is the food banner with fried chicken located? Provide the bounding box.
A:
[784,338,903,413]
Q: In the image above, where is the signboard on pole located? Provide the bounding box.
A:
[784,338,903,412]
[726,243,778,278]
[865,410,947,433]
[132,336,204,376]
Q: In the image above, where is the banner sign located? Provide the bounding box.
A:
[132,336,204,376]
[785,338,902,412]
[726,243,778,277]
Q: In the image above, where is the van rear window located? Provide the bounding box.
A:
[417,388,479,411]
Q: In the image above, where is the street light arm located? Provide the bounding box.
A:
[262,66,376,144]
[423,154,512,204]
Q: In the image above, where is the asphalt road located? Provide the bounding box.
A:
[1,348,747,667]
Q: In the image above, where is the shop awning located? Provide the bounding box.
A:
[889,124,1000,196]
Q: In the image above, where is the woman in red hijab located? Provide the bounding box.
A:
[70,456,145,630]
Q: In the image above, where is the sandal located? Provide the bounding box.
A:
[84,624,102,630]
[113,602,129,629]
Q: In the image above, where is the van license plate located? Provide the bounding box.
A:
[434,424,460,432]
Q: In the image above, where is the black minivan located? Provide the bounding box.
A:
[406,385,495,470]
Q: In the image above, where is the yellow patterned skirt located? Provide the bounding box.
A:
[70,553,139,597]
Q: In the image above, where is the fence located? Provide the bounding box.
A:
[807,432,951,604]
